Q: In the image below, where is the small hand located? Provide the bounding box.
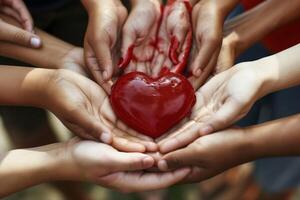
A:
[83,0,127,91]
[119,0,162,75]
[188,0,224,89]
[43,69,157,152]
[64,138,190,193]
[159,63,266,153]
[158,128,252,183]
[152,0,192,77]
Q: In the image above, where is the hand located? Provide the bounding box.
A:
[159,62,268,153]
[61,138,191,193]
[35,69,157,152]
[119,0,162,74]
[82,0,127,91]
[152,0,192,77]
[188,0,224,89]
[212,32,238,75]
[0,11,41,48]
[157,128,253,183]
[0,0,33,31]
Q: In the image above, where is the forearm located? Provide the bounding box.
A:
[0,142,75,197]
[0,29,74,69]
[246,114,300,159]
[225,0,300,55]
[0,66,52,106]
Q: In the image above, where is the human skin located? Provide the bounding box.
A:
[159,43,300,153]
[0,14,158,152]
[0,1,41,48]
[213,0,300,76]
[0,138,190,197]
[82,0,127,87]
[157,114,300,183]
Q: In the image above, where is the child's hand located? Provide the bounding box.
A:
[82,0,127,90]
[59,138,190,193]
[157,128,252,183]
[119,0,162,74]
[152,0,192,76]
[0,11,41,48]
[32,69,157,152]
[159,62,269,153]
[0,0,33,31]
[188,0,224,87]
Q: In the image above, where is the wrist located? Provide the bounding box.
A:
[253,55,279,97]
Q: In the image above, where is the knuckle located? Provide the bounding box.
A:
[13,31,27,43]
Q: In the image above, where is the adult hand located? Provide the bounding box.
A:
[119,0,162,75]
[157,128,253,183]
[159,62,268,153]
[34,69,157,152]
[0,10,41,48]
[152,0,192,77]
[82,0,127,91]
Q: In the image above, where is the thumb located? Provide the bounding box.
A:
[110,152,155,171]
[0,20,41,48]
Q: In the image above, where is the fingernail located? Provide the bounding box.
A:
[142,157,154,168]
[100,132,112,144]
[158,160,168,171]
[30,36,41,48]
[102,71,108,80]
[194,68,202,77]
[200,126,213,135]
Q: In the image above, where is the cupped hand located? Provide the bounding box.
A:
[63,138,190,193]
[42,69,157,152]
[188,0,224,89]
[159,63,267,153]
[152,0,192,77]
[83,0,127,91]
[157,128,253,183]
[119,0,162,75]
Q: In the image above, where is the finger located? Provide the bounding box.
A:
[159,121,202,154]
[0,19,41,48]
[188,51,218,90]
[84,42,113,92]
[159,147,198,171]
[99,168,190,193]
[66,109,113,144]
[110,152,155,171]
[191,36,220,77]
[93,38,114,81]
[12,0,33,31]
[200,97,242,134]
[112,135,146,153]
[151,52,166,77]
[0,6,22,22]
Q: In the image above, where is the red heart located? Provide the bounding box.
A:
[110,72,196,138]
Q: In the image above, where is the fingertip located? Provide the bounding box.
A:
[159,139,177,154]
[199,125,213,135]
[142,157,155,169]
[158,160,169,171]
[145,142,158,152]
[30,36,41,48]
[100,132,113,144]
[193,68,202,77]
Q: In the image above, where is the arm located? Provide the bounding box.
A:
[157,114,300,183]
[225,0,300,58]
[0,138,190,197]
[159,43,300,153]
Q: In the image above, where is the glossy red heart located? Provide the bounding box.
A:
[110,72,196,138]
